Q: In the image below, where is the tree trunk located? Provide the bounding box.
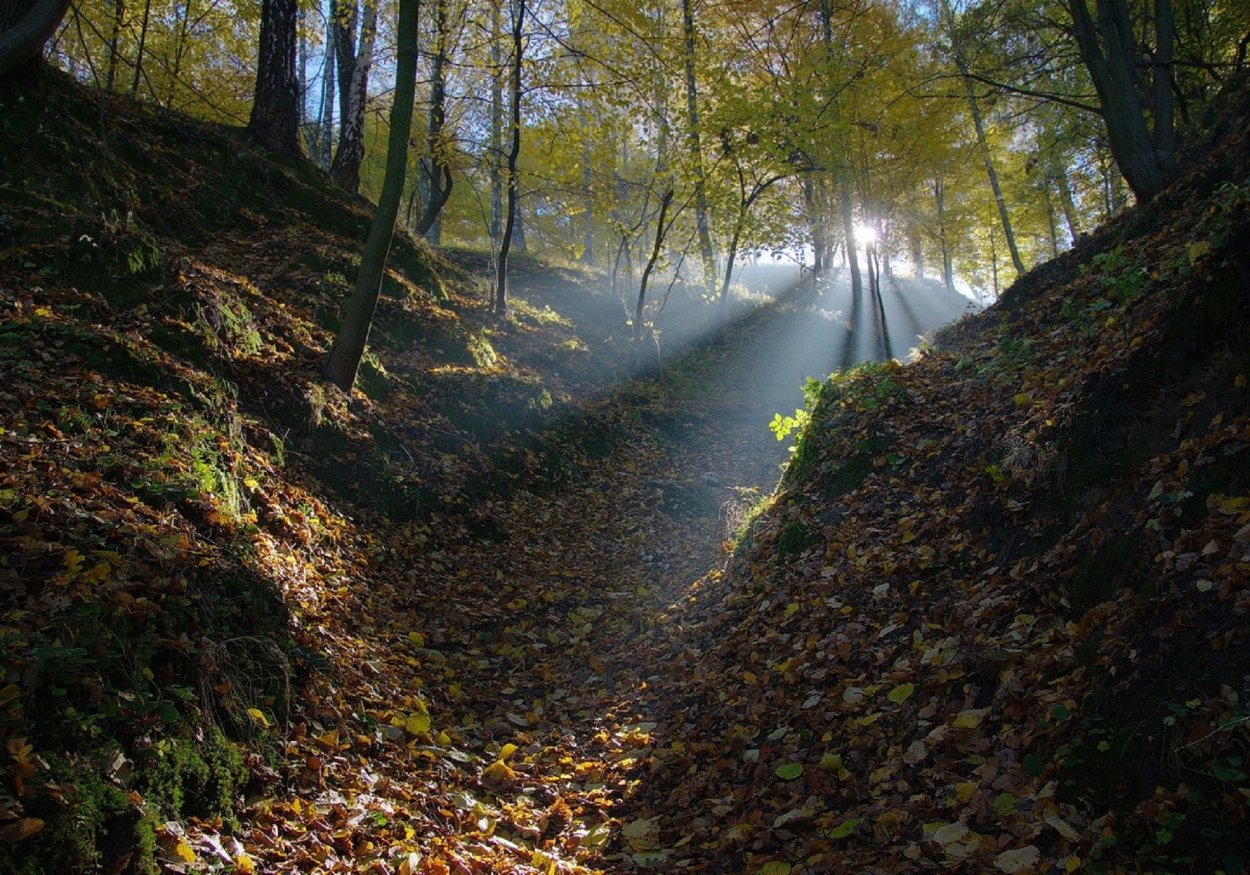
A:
[1152,0,1176,176]
[636,189,674,344]
[1067,0,1169,200]
[0,0,71,80]
[681,0,715,293]
[330,0,377,194]
[248,0,301,156]
[489,0,503,247]
[934,178,954,293]
[322,0,419,391]
[128,0,150,95]
[493,0,523,316]
[318,14,337,169]
[415,0,452,240]
[839,179,862,301]
[962,70,1025,275]
[104,0,123,91]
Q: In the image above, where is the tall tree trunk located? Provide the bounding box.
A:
[839,180,862,300]
[681,0,715,292]
[580,92,594,263]
[489,0,503,247]
[330,0,378,193]
[415,0,452,240]
[961,70,1025,275]
[1,0,72,80]
[128,0,150,95]
[323,0,419,391]
[636,189,674,344]
[493,0,523,316]
[1152,0,1176,176]
[104,0,123,90]
[934,177,954,293]
[1056,163,1081,242]
[1067,0,1169,200]
[248,0,301,156]
[318,13,337,169]
[909,226,923,279]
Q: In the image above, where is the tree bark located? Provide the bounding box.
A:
[248,0,301,156]
[493,0,523,316]
[681,0,715,293]
[636,189,674,344]
[128,0,150,95]
[962,72,1026,276]
[489,0,503,247]
[330,0,378,193]
[415,0,452,240]
[323,0,420,391]
[0,0,71,80]
[1067,0,1168,200]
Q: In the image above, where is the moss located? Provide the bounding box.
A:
[777,520,820,560]
[138,727,248,824]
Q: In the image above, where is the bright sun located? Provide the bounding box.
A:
[853,223,877,245]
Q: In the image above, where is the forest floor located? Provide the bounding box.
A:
[4,70,1249,875]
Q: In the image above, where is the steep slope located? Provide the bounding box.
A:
[0,71,668,873]
[623,86,1250,871]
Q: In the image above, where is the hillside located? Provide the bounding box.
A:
[1,69,1248,875]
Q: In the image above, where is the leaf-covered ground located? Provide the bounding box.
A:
[3,71,1249,875]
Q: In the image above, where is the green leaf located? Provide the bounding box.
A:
[828,818,859,839]
[756,863,792,875]
[775,762,803,781]
[888,682,915,704]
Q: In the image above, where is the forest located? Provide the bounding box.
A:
[2,0,1250,871]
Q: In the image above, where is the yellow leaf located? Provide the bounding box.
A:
[408,631,425,648]
[234,852,256,873]
[952,708,988,729]
[174,839,197,863]
[401,711,431,736]
[955,782,977,803]
[857,712,882,727]
[481,759,517,788]
[246,708,270,728]
[498,742,518,760]
[0,684,20,707]
[63,549,84,575]
[888,683,915,704]
[743,671,757,684]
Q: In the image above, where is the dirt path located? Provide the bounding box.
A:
[226,268,973,872]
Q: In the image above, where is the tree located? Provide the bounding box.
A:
[323,0,420,391]
[0,0,71,79]
[329,0,378,193]
[1065,0,1175,200]
[415,0,453,240]
[248,0,301,155]
[493,0,523,317]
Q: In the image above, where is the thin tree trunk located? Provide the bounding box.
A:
[128,0,150,95]
[319,12,336,169]
[681,0,715,292]
[1056,165,1080,242]
[636,189,674,343]
[580,93,594,263]
[104,0,123,90]
[934,178,954,293]
[248,0,301,156]
[323,0,420,391]
[494,0,523,316]
[489,0,503,247]
[415,0,452,240]
[1152,0,1176,175]
[962,71,1025,275]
